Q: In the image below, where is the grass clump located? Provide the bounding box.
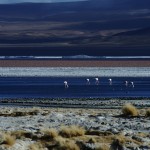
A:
[0,133,5,144]
[11,130,34,140]
[54,137,80,150]
[29,142,45,150]
[110,134,125,150]
[122,103,138,117]
[59,126,85,138]
[86,130,113,136]
[145,109,150,117]
[88,137,97,144]
[96,144,109,150]
[29,107,41,115]
[2,134,16,146]
[41,128,58,140]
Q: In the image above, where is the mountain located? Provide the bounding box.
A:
[0,0,150,56]
[0,0,150,20]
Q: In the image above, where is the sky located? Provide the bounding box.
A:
[0,0,85,3]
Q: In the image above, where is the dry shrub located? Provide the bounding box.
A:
[14,111,27,117]
[145,109,150,117]
[29,142,45,150]
[88,137,96,143]
[0,133,5,144]
[41,128,58,140]
[41,110,50,116]
[86,130,113,136]
[76,139,110,150]
[11,130,34,139]
[55,137,79,150]
[29,107,41,115]
[100,135,115,144]
[59,126,85,138]
[0,111,26,117]
[8,107,41,117]
[110,134,125,150]
[3,134,16,146]
[96,144,109,150]
[11,130,25,139]
[137,132,148,138]
[11,130,26,139]
[122,103,138,116]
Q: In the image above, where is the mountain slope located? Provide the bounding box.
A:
[0,0,150,56]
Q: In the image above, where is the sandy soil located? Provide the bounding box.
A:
[0,106,149,150]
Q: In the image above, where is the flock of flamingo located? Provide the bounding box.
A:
[64,78,134,89]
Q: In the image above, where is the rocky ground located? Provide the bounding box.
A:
[0,103,149,150]
[1,98,150,109]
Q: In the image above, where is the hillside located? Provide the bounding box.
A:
[0,0,150,56]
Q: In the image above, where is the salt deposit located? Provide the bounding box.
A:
[0,67,150,77]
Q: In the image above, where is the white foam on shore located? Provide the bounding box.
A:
[0,67,150,77]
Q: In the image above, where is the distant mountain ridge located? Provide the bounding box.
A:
[0,0,150,56]
[0,0,150,18]
[113,27,150,36]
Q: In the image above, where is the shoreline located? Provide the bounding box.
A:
[0,98,150,109]
[0,67,150,77]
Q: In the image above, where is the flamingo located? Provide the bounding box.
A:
[108,78,112,85]
[86,78,90,85]
[64,81,69,88]
[95,78,99,85]
[130,81,134,88]
[125,81,128,87]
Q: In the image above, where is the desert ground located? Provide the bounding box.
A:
[0,100,149,150]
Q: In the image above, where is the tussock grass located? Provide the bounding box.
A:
[145,109,150,117]
[96,144,109,150]
[11,130,25,139]
[115,134,126,145]
[11,130,34,139]
[11,128,58,141]
[86,130,113,136]
[14,107,40,116]
[41,128,58,140]
[3,134,16,146]
[54,137,80,150]
[110,134,125,150]
[59,126,85,138]
[122,103,138,117]
[72,133,115,145]
[0,133,5,144]
[0,107,42,117]
[137,132,148,138]
[29,142,45,150]
[88,137,97,143]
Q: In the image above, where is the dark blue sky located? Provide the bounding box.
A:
[0,0,86,3]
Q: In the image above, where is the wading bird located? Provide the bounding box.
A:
[108,78,112,85]
[64,81,69,88]
[86,78,90,85]
[130,81,134,88]
[125,81,128,87]
[95,78,99,85]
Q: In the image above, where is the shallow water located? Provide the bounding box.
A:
[0,67,149,98]
[0,76,150,98]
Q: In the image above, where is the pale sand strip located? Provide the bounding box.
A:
[0,67,150,77]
